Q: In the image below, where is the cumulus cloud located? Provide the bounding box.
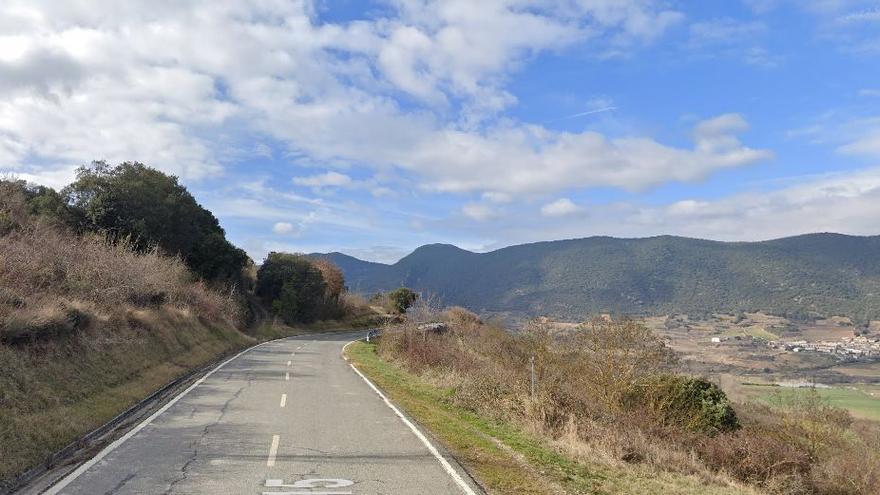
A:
[272,222,297,235]
[541,198,582,216]
[392,113,770,195]
[0,0,694,196]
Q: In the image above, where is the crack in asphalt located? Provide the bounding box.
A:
[102,472,136,495]
[161,383,248,495]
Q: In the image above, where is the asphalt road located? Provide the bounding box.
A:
[44,332,482,495]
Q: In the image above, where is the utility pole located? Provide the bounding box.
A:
[530,355,536,400]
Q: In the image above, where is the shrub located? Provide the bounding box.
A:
[443,306,481,327]
[629,374,739,434]
[563,319,677,411]
[388,287,418,314]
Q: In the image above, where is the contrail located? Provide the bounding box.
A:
[547,106,617,122]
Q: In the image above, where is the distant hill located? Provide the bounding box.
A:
[313,234,880,322]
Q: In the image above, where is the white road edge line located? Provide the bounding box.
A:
[44,338,285,495]
[280,394,287,408]
[267,434,280,467]
[343,340,479,495]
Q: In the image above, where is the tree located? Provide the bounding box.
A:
[63,161,248,282]
[311,258,345,301]
[256,252,327,324]
[388,287,418,314]
[0,180,80,232]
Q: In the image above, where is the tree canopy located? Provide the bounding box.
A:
[63,161,248,283]
[256,252,328,324]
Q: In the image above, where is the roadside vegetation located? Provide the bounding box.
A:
[353,304,880,494]
[0,164,374,487]
[368,287,419,315]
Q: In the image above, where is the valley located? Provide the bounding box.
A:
[643,313,880,421]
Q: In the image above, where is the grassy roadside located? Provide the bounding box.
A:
[345,341,754,495]
[0,310,251,485]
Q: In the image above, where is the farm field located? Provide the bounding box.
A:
[742,385,880,421]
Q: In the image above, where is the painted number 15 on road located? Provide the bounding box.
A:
[263,478,355,495]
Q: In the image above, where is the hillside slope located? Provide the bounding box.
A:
[320,234,880,321]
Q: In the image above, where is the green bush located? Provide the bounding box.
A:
[388,287,418,314]
[631,374,739,434]
[257,253,327,324]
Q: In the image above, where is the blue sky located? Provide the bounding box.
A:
[2,0,880,262]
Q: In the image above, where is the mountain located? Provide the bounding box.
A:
[315,234,880,322]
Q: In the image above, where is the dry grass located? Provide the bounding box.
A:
[0,225,240,338]
[377,311,880,495]
[349,340,755,495]
[0,187,252,485]
[0,306,252,483]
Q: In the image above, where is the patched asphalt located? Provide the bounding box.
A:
[45,332,482,495]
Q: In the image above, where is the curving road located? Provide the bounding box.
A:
[43,332,482,495]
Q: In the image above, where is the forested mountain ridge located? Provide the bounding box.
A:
[316,234,880,322]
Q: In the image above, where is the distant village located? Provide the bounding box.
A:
[708,333,880,360]
[766,336,880,360]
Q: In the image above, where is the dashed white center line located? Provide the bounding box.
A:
[280,394,287,408]
[287,360,292,366]
[267,435,280,467]
[285,372,290,381]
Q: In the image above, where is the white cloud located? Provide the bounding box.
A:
[272,222,297,235]
[686,19,777,67]
[837,7,880,23]
[483,191,513,203]
[541,198,582,216]
[462,202,497,221]
[839,129,880,157]
[394,113,770,195]
[747,1,880,53]
[689,18,766,44]
[0,0,691,196]
[860,88,880,97]
[642,167,880,239]
[471,166,880,249]
[293,171,353,188]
